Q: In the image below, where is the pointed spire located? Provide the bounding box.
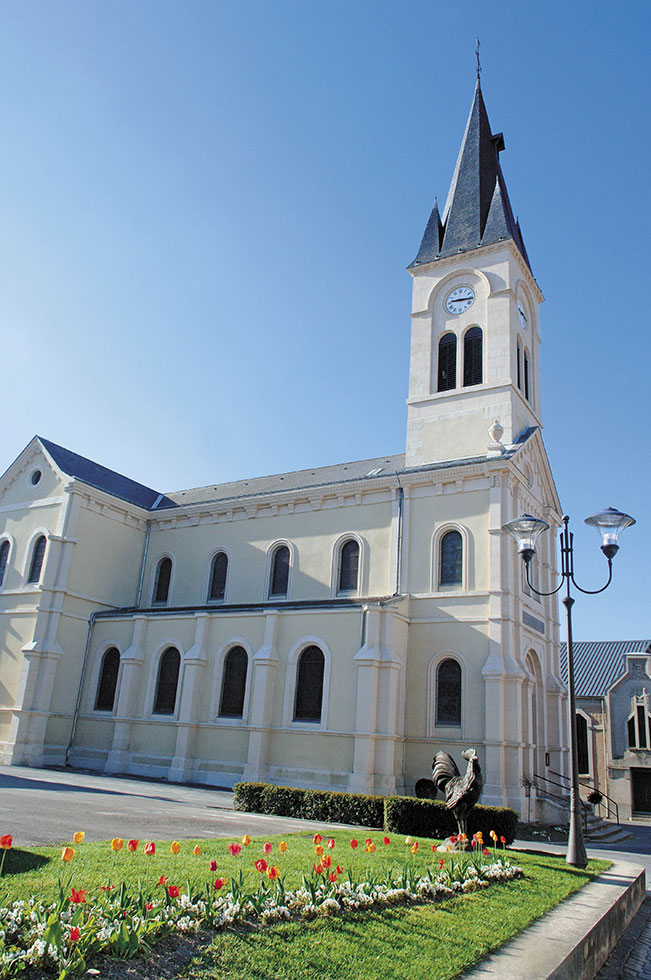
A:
[410,81,531,271]
[410,197,443,266]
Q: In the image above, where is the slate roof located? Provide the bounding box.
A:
[31,426,537,512]
[410,80,531,271]
[39,438,177,511]
[559,640,651,698]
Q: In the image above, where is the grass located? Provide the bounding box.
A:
[0,830,610,980]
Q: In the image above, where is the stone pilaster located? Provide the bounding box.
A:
[169,614,209,783]
[243,612,279,782]
[105,616,147,774]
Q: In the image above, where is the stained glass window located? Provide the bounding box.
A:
[153,557,172,605]
[294,646,324,722]
[436,658,461,726]
[338,539,359,592]
[219,646,248,717]
[27,535,46,584]
[440,530,462,586]
[209,552,228,601]
[153,647,180,714]
[269,545,290,597]
[95,647,120,711]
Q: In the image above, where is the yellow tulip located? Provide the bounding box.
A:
[314,845,324,856]
[73,831,85,844]
[241,835,251,846]
[279,841,287,852]
[111,838,123,852]
[170,841,181,855]
[193,844,201,856]
[61,846,75,862]
[405,836,412,845]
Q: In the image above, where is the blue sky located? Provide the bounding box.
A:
[1,0,648,640]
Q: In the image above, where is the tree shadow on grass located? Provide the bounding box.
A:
[1,848,50,876]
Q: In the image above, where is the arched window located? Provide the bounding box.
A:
[269,545,290,598]
[524,350,530,401]
[95,647,120,711]
[440,530,462,587]
[153,647,180,714]
[436,658,461,726]
[576,713,590,774]
[0,540,9,588]
[627,694,651,750]
[208,552,228,602]
[517,341,522,390]
[152,557,172,605]
[437,333,457,392]
[338,539,359,593]
[27,535,46,584]
[463,327,482,387]
[294,645,325,722]
[219,646,248,717]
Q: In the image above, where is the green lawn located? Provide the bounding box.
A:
[0,830,609,980]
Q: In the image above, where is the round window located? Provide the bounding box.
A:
[30,470,42,486]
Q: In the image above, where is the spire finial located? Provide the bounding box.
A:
[475,37,482,81]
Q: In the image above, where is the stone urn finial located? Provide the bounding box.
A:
[487,419,504,455]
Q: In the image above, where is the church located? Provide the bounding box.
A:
[0,80,567,817]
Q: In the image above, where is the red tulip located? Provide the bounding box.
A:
[263,842,272,854]
[328,872,338,882]
[214,877,226,890]
[0,835,13,850]
[350,839,358,849]
[254,859,267,873]
[69,888,86,904]
[439,858,445,869]
[365,838,373,846]
[313,834,322,844]
[101,884,114,892]
[336,865,343,874]
[168,885,180,898]
[228,843,242,857]
[483,847,489,855]
[500,836,506,845]
[157,876,169,887]
[327,838,335,849]
[313,863,323,874]
[209,860,217,871]
[383,836,390,845]
[145,902,154,910]
[69,926,80,943]
[145,842,155,856]
[449,836,456,843]
[127,839,138,852]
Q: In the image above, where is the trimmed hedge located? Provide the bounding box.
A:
[384,796,519,844]
[232,782,518,844]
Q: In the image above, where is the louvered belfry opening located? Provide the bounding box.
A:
[294,646,325,722]
[219,646,248,717]
[269,545,290,597]
[27,535,46,584]
[153,557,172,605]
[95,647,120,711]
[209,552,228,601]
[338,539,359,592]
[437,333,457,392]
[436,658,461,726]
[463,327,482,387]
[153,647,180,714]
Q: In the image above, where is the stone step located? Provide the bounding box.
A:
[586,824,634,843]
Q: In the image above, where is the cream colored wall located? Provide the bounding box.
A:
[67,503,145,608]
[143,493,394,608]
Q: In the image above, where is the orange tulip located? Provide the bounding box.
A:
[278,841,287,852]
[61,846,75,862]
[366,843,376,853]
[69,888,86,904]
[314,845,324,856]
[72,831,85,845]
[170,841,180,855]
[111,838,123,852]
[267,865,279,879]
[241,835,251,846]
[322,854,332,869]
[193,845,201,856]
[411,842,419,854]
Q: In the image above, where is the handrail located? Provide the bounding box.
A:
[547,769,619,825]
[532,771,588,832]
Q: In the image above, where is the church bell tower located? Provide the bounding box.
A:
[406,80,543,467]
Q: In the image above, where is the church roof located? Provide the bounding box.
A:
[39,437,177,511]
[410,80,531,271]
[32,427,538,512]
[559,640,651,698]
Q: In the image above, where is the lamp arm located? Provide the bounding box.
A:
[570,559,613,595]
[524,561,564,597]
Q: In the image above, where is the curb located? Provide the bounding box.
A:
[459,860,646,980]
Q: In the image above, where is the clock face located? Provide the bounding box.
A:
[517,300,528,328]
[445,286,475,315]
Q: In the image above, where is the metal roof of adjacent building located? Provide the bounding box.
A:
[410,80,531,272]
[559,640,651,698]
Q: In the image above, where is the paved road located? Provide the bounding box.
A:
[0,765,356,846]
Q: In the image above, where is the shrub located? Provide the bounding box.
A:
[414,778,437,799]
[384,796,519,844]
[233,782,518,843]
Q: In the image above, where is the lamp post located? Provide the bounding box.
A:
[502,507,635,868]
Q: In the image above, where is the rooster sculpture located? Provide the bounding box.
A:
[432,748,483,846]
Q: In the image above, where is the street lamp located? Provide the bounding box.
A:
[502,507,635,867]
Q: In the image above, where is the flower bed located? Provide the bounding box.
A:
[0,832,522,978]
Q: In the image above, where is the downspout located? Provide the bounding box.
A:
[65,610,98,766]
[136,520,152,608]
[395,477,404,595]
